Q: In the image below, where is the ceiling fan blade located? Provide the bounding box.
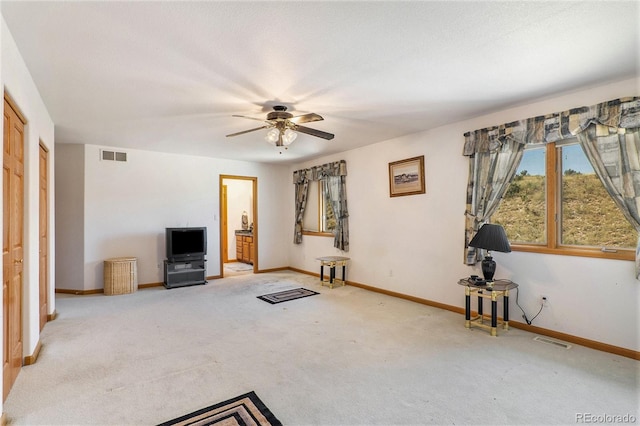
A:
[294,125,335,140]
[232,114,271,124]
[226,125,271,137]
[289,113,324,124]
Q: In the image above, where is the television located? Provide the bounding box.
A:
[166,227,207,260]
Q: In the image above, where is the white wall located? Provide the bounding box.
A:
[55,144,290,291]
[55,144,84,291]
[223,178,253,260]
[1,14,56,410]
[288,77,640,352]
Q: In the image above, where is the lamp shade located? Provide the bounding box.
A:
[469,224,511,253]
[265,128,280,143]
[282,128,297,145]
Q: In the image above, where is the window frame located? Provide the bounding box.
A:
[504,141,634,261]
[302,180,334,238]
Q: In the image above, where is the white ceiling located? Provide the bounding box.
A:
[1,1,638,164]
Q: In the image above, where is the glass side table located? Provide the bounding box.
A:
[458,278,518,336]
[316,256,349,288]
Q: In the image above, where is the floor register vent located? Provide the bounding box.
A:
[534,336,572,349]
[101,150,128,162]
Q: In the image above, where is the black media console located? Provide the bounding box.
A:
[164,258,207,289]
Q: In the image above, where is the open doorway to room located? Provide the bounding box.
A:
[220,175,257,277]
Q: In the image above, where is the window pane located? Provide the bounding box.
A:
[303,182,319,232]
[302,181,335,234]
[493,146,546,244]
[322,180,337,232]
[560,144,635,249]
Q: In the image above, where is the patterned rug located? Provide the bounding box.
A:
[157,391,282,426]
[257,287,319,304]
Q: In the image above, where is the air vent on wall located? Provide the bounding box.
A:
[101,150,128,162]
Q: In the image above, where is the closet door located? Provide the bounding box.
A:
[3,98,25,401]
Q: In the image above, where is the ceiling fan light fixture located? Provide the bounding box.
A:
[283,128,297,145]
[229,105,334,152]
[265,128,280,144]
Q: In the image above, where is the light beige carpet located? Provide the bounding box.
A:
[3,271,639,425]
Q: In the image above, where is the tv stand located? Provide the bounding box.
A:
[164,257,207,289]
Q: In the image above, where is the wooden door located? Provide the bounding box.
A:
[221,185,228,262]
[3,98,24,401]
[39,144,49,331]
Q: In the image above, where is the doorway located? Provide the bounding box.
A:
[219,175,257,277]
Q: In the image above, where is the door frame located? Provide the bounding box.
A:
[38,142,49,331]
[221,185,228,263]
[219,175,257,277]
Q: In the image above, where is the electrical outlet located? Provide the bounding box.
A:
[541,296,548,307]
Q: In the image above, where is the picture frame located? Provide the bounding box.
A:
[389,155,425,197]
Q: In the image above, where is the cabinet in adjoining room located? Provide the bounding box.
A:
[235,230,254,264]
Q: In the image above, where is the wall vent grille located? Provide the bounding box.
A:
[533,336,572,349]
[101,150,128,162]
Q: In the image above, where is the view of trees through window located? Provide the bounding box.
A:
[492,141,635,250]
[494,166,546,244]
[302,180,336,234]
[493,145,547,244]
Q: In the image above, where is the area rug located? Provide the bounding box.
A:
[157,391,282,426]
[257,287,319,304]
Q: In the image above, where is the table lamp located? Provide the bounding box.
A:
[468,223,511,282]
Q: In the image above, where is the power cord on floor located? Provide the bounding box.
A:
[515,286,543,325]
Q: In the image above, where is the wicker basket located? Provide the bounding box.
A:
[104,257,138,295]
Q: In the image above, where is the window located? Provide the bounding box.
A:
[302,180,336,236]
[492,138,635,260]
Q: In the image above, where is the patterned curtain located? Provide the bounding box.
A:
[293,169,311,244]
[309,160,347,181]
[578,125,640,279]
[463,139,524,264]
[325,175,350,251]
[292,160,349,251]
[463,97,640,277]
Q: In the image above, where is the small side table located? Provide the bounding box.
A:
[316,256,350,288]
[457,278,518,336]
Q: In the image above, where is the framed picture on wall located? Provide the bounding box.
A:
[388,155,425,197]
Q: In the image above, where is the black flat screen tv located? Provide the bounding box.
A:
[166,227,207,260]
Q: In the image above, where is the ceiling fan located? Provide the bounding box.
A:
[226,105,335,149]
